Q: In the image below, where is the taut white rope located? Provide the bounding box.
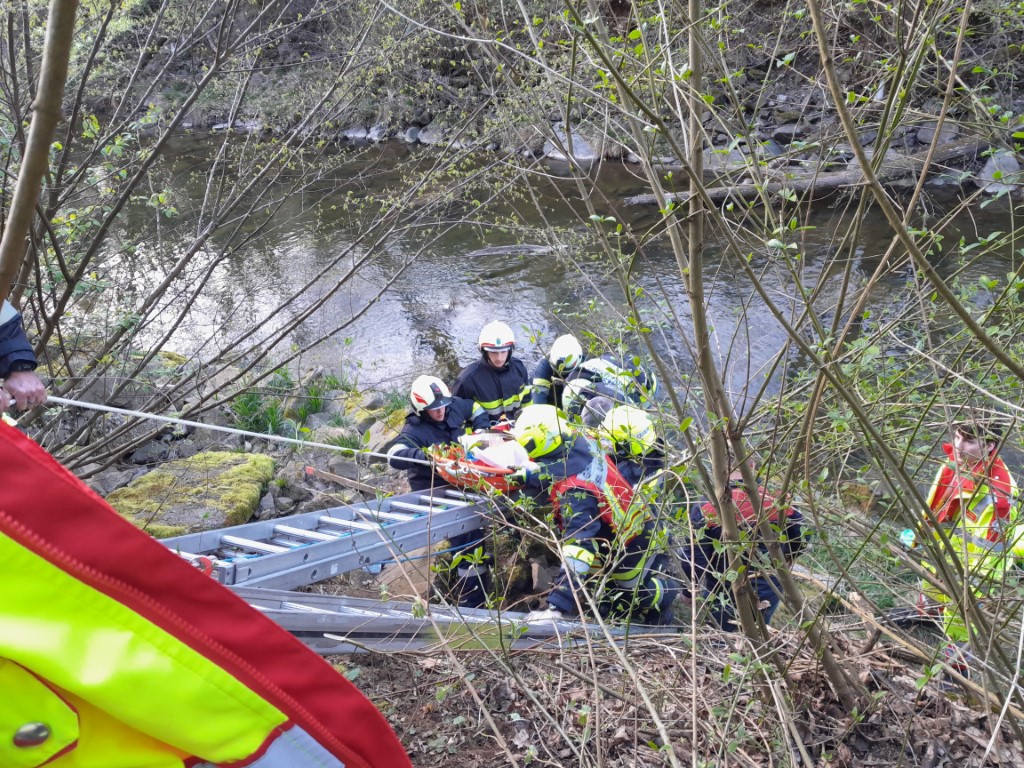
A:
[43,394,431,467]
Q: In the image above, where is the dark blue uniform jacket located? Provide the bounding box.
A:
[0,304,37,378]
[387,397,490,491]
[452,356,530,424]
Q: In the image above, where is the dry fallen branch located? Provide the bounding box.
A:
[624,137,986,206]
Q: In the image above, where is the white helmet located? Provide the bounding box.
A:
[548,334,583,375]
[478,321,516,352]
[409,375,453,414]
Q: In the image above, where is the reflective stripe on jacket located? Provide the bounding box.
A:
[549,451,648,543]
[453,357,530,422]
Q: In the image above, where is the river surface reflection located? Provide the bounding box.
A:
[133,138,1021,415]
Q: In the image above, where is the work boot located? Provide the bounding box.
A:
[942,641,972,678]
[885,596,943,627]
[452,562,492,609]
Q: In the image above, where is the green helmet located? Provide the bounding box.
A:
[602,405,656,458]
[513,404,571,459]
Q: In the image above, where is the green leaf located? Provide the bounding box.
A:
[343,666,362,681]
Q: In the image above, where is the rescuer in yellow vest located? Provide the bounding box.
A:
[918,418,1024,674]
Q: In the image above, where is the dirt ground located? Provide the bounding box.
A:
[326,614,1024,767]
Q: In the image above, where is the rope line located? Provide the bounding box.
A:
[44,395,436,468]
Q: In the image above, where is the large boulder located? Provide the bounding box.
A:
[976,149,1024,195]
[543,122,598,164]
[105,451,274,537]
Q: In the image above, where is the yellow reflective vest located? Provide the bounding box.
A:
[0,422,410,768]
[925,443,1023,578]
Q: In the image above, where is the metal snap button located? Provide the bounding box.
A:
[13,722,50,747]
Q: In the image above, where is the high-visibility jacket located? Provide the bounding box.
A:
[925,443,1023,576]
[0,422,411,768]
[550,453,646,544]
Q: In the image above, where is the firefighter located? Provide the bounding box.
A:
[386,375,489,491]
[917,418,1023,673]
[679,455,806,631]
[532,333,585,407]
[452,320,531,426]
[509,404,676,625]
[581,397,667,488]
[387,375,492,607]
[534,334,657,411]
[568,353,658,408]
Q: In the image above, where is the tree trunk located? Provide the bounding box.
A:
[0,0,78,305]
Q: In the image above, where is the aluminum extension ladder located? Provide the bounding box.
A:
[233,585,654,653]
[161,487,671,651]
[160,488,489,590]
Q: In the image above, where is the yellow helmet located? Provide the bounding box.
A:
[512,404,571,459]
[602,405,656,458]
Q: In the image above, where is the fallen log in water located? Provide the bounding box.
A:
[623,137,987,206]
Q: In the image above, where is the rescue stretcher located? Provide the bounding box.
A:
[431,430,530,494]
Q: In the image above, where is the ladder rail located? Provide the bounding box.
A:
[161,488,492,588]
[234,586,675,654]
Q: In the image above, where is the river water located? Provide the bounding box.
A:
[122,137,1021,415]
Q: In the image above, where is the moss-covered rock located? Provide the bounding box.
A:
[106,451,274,537]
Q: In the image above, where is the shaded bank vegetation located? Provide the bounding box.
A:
[5,0,1024,763]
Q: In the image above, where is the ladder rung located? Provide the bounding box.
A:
[416,495,473,507]
[317,517,382,532]
[389,501,447,514]
[220,535,290,554]
[268,538,308,549]
[444,489,486,502]
[273,525,341,542]
[354,508,416,523]
[281,601,337,614]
